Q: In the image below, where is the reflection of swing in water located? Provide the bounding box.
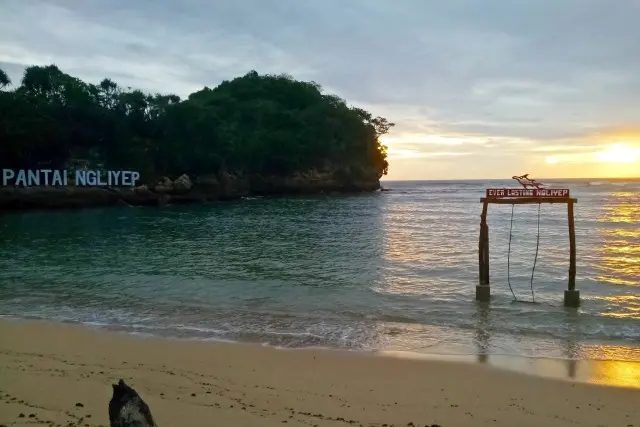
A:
[506,203,540,303]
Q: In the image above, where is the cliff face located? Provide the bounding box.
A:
[0,171,381,211]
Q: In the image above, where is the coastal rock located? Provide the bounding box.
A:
[154,177,173,193]
[157,194,171,206]
[172,174,192,193]
[218,172,250,198]
[134,184,151,195]
[0,169,381,212]
[196,174,219,187]
[191,174,221,198]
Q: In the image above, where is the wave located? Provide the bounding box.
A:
[3,296,639,349]
[4,311,639,363]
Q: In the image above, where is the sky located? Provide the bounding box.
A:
[1,0,639,180]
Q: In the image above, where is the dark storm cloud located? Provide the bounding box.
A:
[1,0,638,143]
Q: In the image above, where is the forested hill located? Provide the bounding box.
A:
[0,65,392,186]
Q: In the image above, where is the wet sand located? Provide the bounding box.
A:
[0,319,638,427]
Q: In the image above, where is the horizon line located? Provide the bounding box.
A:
[381,176,640,182]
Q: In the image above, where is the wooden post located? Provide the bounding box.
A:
[482,225,490,284]
[565,200,580,307]
[476,200,491,301]
[478,221,484,284]
[478,227,488,284]
[568,200,576,291]
[478,203,486,284]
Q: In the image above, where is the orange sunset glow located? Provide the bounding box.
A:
[382,130,640,181]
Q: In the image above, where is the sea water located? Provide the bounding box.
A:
[1,179,638,367]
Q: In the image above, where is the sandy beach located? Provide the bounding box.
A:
[0,320,638,427]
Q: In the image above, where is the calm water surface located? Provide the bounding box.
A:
[1,179,639,372]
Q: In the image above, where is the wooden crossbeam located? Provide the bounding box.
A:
[480,197,577,205]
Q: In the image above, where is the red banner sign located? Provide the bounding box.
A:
[486,188,570,198]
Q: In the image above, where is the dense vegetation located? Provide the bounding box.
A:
[0,65,391,183]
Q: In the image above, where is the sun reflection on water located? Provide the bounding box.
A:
[594,193,639,293]
[577,347,640,389]
[489,355,640,389]
[380,349,640,389]
[597,295,640,319]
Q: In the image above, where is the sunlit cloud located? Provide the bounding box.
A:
[382,135,485,146]
[545,156,560,165]
[386,147,472,159]
[381,134,532,147]
[385,148,423,159]
[422,152,472,157]
[595,143,640,163]
[532,144,604,153]
[544,143,640,165]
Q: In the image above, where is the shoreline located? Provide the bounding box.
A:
[78,320,640,388]
[1,319,638,427]
[0,172,382,212]
[4,317,640,385]
[2,315,640,389]
[53,320,640,390]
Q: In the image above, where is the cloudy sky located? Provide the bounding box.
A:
[1,0,639,180]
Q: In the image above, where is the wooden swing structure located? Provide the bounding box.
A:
[476,177,580,307]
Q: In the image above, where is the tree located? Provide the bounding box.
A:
[0,66,391,182]
[0,68,10,89]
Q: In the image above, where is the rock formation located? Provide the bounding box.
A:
[0,171,381,212]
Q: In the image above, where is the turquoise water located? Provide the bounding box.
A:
[1,179,639,362]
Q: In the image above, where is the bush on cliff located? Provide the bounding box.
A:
[0,65,392,184]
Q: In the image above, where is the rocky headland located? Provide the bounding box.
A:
[1,66,391,212]
[0,171,381,212]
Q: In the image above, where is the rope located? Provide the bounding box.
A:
[529,203,541,303]
[507,204,518,301]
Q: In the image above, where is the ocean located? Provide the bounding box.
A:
[1,178,639,366]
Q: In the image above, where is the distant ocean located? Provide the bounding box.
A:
[1,178,639,365]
